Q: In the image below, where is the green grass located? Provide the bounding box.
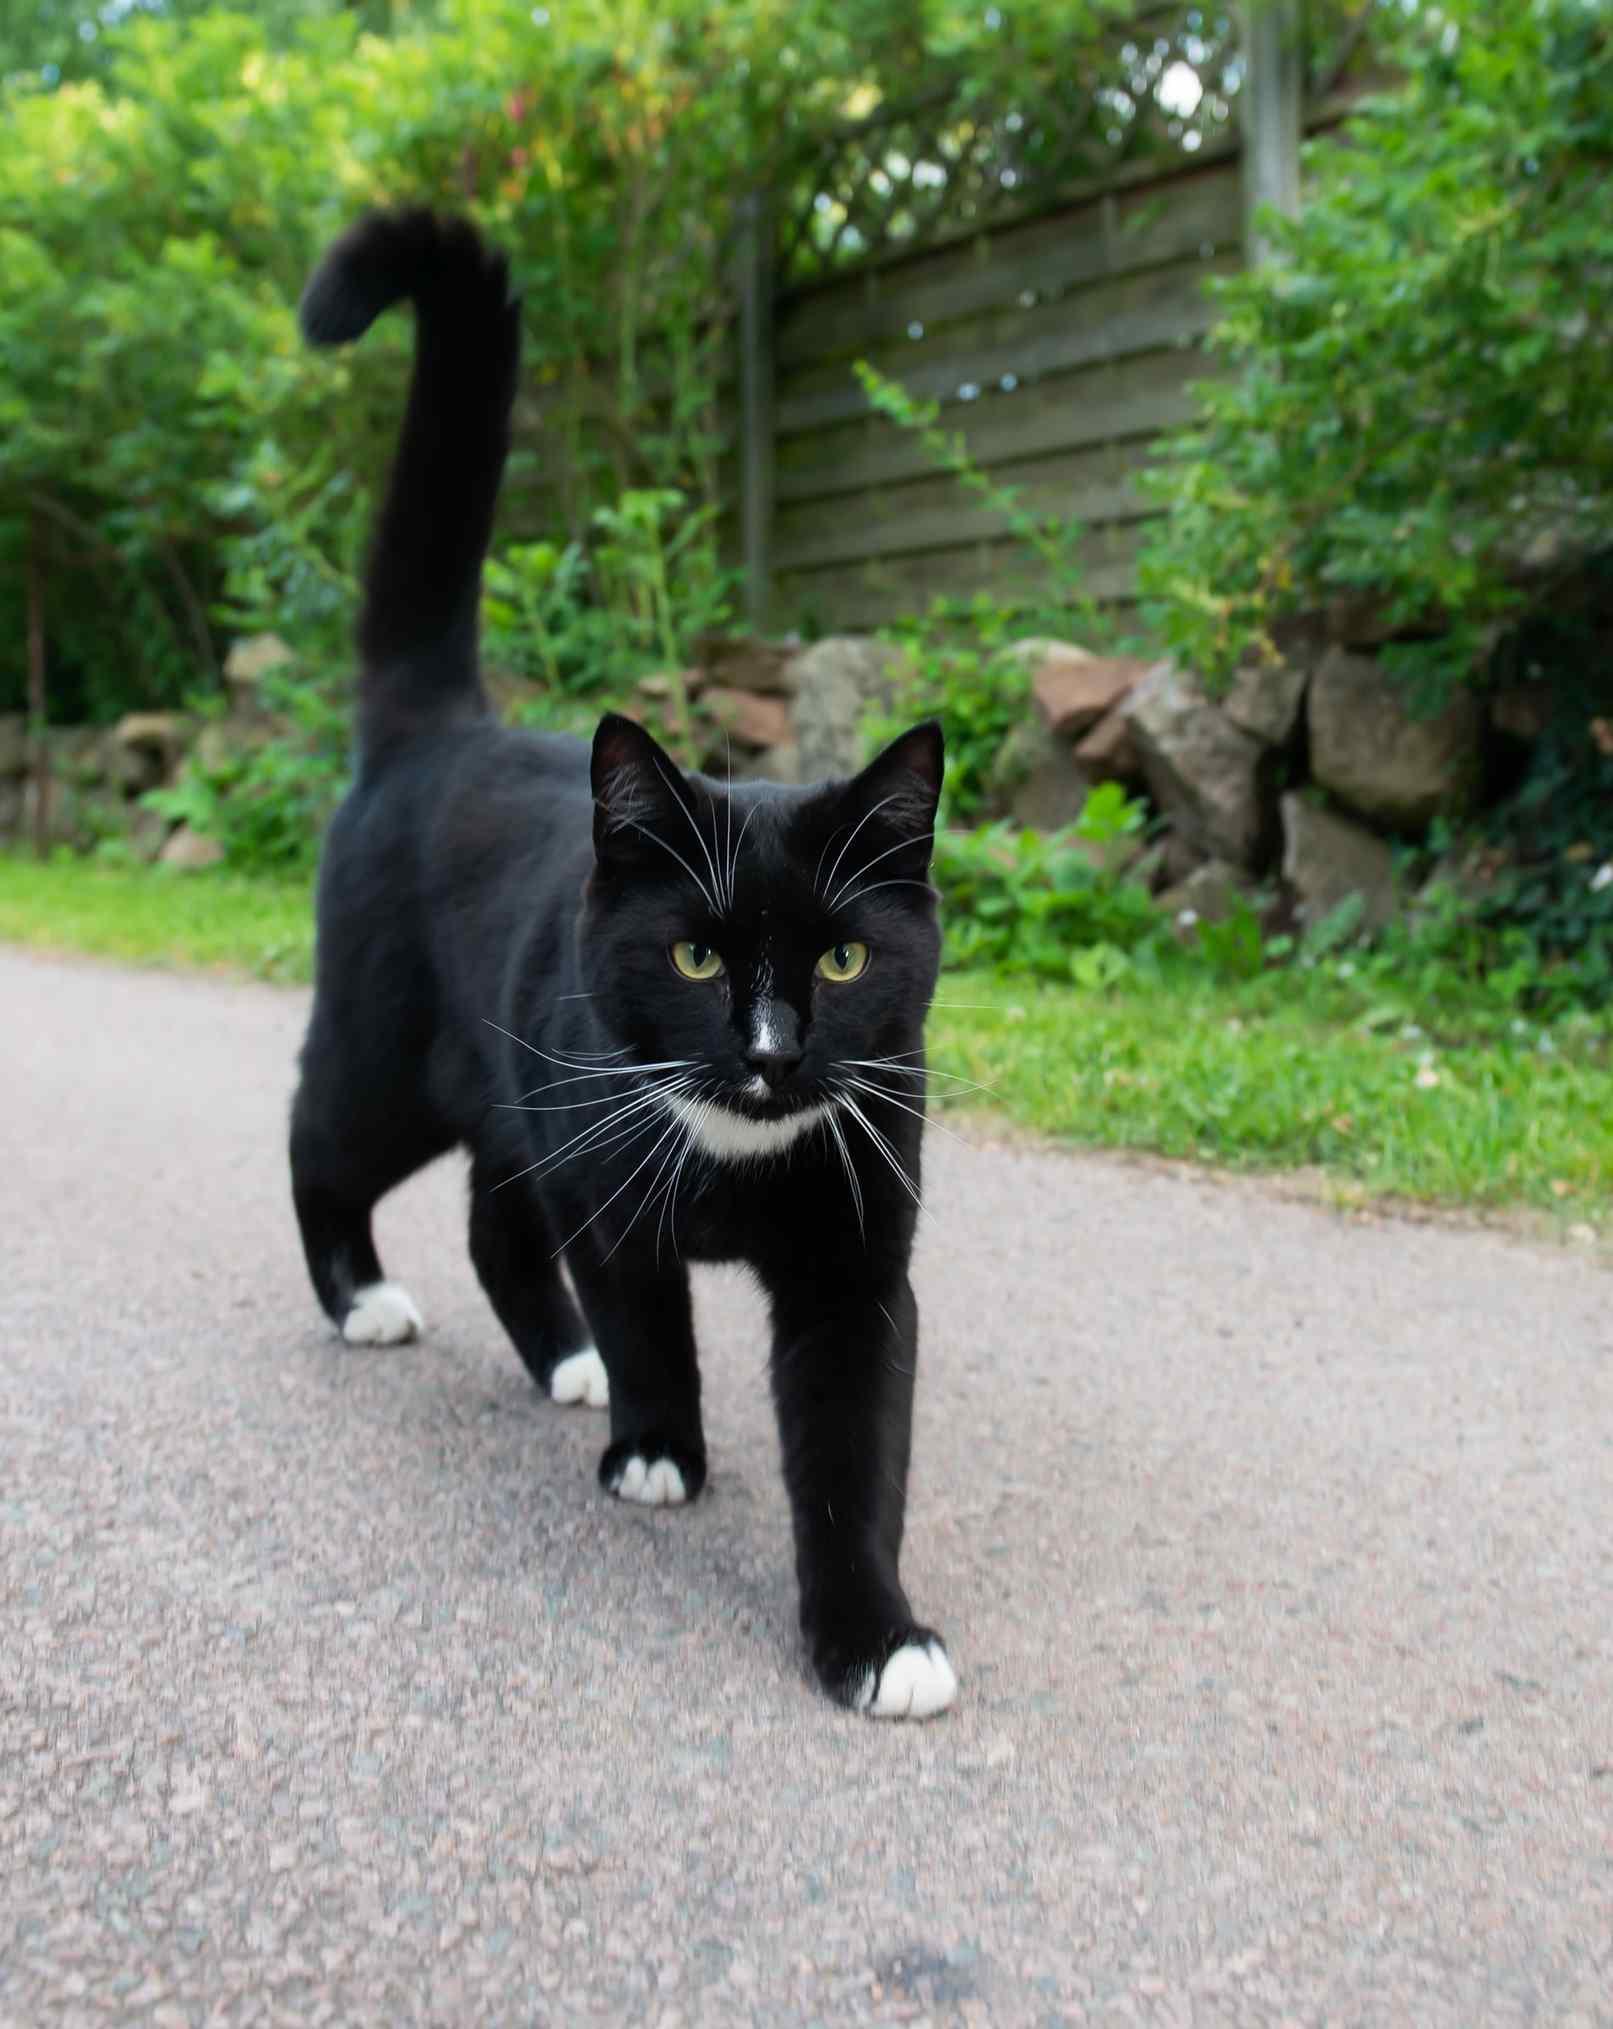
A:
[928,975,1611,1230]
[3,853,1608,1228]
[0,854,315,982]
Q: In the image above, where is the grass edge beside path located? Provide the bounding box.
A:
[2,854,1608,1235]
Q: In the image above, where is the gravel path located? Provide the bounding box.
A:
[3,948,1610,2026]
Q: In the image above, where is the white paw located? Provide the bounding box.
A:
[610,1455,688,1507]
[341,1281,422,1346]
[549,1347,609,1409]
[858,1640,958,1721]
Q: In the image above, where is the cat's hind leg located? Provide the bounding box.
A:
[290,1057,451,1346]
[467,1142,607,1408]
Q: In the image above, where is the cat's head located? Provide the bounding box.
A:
[580,712,944,1144]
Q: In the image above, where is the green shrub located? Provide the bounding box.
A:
[145,663,351,874]
[933,785,1162,984]
[1139,0,1613,710]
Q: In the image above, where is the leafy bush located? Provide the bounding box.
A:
[145,664,351,874]
[2,0,1135,729]
[854,361,1124,820]
[1139,0,1613,708]
[933,785,1162,984]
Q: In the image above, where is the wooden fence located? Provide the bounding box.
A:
[726,1,1322,639]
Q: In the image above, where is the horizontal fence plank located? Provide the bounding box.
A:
[776,250,1233,437]
[772,520,1154,634]
[775,157,1241,370]
[763,345,1218,508]
[768,437,1163,576]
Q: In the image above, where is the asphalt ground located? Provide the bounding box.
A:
[3,948,1610,2025]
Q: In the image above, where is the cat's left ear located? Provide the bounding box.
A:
[590,711,700,872]
[830,719,945,889]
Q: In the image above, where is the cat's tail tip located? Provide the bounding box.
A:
[298,206,514,349]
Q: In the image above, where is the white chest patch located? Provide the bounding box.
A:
[663,1093,831,1164]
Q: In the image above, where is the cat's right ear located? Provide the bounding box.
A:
[590,711,697,869]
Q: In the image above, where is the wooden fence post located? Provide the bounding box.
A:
[735,189,776,634]
[1240,0,1303,261]
[27,509,51,861]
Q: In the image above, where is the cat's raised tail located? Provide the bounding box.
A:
[299,209,521,754]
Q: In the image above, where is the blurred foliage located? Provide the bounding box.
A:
[1138,0,1613,709]
[0,0,1168,726]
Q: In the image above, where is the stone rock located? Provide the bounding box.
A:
[224,633,294,689]
[1027,648,1151,739]
[1074,702,1146,786]
[987,714,1092,831]
[47,725,108,787]
[1157,857,1247,934]
[1152,825,1206,893]
[19,778,94,849]
[0,715,27,778]
[109,711,194,793]
[159,823,227,871]
[193,717,276,776]
[1489,684,1551,744]
[733,743,801,785]
[790,636,905,783]
[1308,646,1483,830]
[1123,660,1270,867]
[694,633,800,697]
[1280,793,1397,932]
[224,637,294,726]
[634,669,704,703]
[696,686,793,752]
[1221,656,1308,748]
[124,804,175,863]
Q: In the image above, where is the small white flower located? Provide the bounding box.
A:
[1591,861,1613,893]
[1336,960,1356,979]
[1510,1017,1530,1037]
[1415,1065,1441,1090]
[1401,1023,1425,1042]
[1177,908,1199,929]
[1538,1033,1557,1056]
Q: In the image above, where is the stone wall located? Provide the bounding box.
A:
[4,623,1543,935]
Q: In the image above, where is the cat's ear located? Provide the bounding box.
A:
[590,711,700,870]
[828,719,945,891]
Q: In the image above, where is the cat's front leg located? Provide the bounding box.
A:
[564,1239,707,1507]
[764,1270,956,1719]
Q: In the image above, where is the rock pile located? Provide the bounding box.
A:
[4,621,1536,937]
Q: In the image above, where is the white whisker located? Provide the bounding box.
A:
[493,1077,694,1192]
[622,816,720,915]
[841,1057,993,1096]
[654,759,725,917]
[832,1087,931,1223]
[552,1103,692,1260]
[835,878,935,908]
[829,829,930,910]
[820,793,900,900]
[838,1074,976,1149]
[824,1105,865,1244]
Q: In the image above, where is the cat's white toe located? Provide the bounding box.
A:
[341,1281,422,1346]
[549,1347,609,1408]
[611,1455,688,1506]
[859,1640,958,1720]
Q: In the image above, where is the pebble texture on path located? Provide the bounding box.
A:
[3,948,1610,2026]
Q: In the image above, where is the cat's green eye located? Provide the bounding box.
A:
[671,940,725,981]
[816,940,869,983]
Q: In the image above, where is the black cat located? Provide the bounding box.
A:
[289,209,955,1718]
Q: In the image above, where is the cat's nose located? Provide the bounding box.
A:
[746,1038,804,1090]
[745,1008,804,1089]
